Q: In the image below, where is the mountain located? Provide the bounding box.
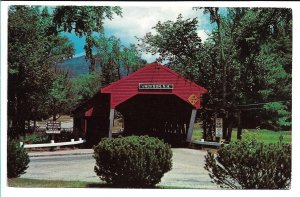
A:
[57,55,145,78]
[57,55,101,77]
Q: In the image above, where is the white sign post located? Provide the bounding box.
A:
[215,118,223,138]
[46,121,61,142]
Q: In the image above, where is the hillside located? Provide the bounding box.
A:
[57,55,101,77]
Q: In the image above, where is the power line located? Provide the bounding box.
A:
[239,108,265,111]
[202,100,291,112]
[237,100,291,107]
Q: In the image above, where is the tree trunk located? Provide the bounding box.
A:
[27,119,30,132]
[17,93,26,136]
[10,91,19,138]
[222,113,227,140]
[127,65,130,76]
[33,120,37,132]
[117,59,121,80]
[237,110,242,140]
[214,10,227,110]
[227,116,233,142]
[203,118,207,141]
[19,119,26,136]
[212,9,228,141]
[89,56,96,73]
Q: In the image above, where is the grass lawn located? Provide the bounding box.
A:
[192,126,291,144]
[192,128,203,141]
[7,178,190,189]
[231,129,291,144]
[7,178,93,188]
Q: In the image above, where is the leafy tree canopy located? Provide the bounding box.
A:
[8,6,74,136]
[52,6,122,72]
[138,8,292,134]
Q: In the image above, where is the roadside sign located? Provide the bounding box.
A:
[216,118,223,137]
[188,94,199,106]
[46,130,61,134]
[46,121,61,134]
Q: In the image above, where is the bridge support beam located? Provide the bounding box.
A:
[109,108,115,138]
[186,109,197,142]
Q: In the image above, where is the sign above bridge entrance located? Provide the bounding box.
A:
[138,83,174,90]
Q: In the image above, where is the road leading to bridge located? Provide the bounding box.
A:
[21,148,218,189]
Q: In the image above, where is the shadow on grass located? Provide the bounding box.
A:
[86,183,160,189]
[8,178,191,189]
[86,183,191,189]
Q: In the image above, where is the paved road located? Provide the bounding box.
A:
[21,148,218,189]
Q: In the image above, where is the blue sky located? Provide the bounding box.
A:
[64,7,213,63]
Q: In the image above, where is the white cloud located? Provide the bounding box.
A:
[73,52,86,58]
[197,29,209,42]
[103,6,209,62]
[141,53,160,63]
[104,6,205,41]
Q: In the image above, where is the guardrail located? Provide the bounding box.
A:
[20,138,86,149]
[191,140,223,147]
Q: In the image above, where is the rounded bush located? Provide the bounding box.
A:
[7,139,30,178]
[205,138,291,189]
[93,135,172,187]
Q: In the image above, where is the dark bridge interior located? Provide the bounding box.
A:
[116,94,194,146]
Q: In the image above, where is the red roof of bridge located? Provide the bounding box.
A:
[101,62,207,109]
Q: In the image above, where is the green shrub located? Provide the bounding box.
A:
[7,139,30,178]
[93,135,172,187]
[19,132,49,144]
[205,138,291,189]
[19,129,83,144]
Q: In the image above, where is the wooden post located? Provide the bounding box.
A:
[186,109,197,142]
[109,108,115,138]
[84,119,87,134]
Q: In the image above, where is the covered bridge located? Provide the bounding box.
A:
[73,62,207,147]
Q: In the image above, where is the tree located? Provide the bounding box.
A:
[72,72,102,104]
[52,6,122,72]
[137,13,222,140]
[96,34,146,86]
[199,8,227,109]
[8,6,74,137]
[225,8,292,131]
[137,14,204,81]
[195,8,292,138]
[138,8,292,141]
[46,70,74,121]
[122,44,146,76]
[95,34,122,85]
